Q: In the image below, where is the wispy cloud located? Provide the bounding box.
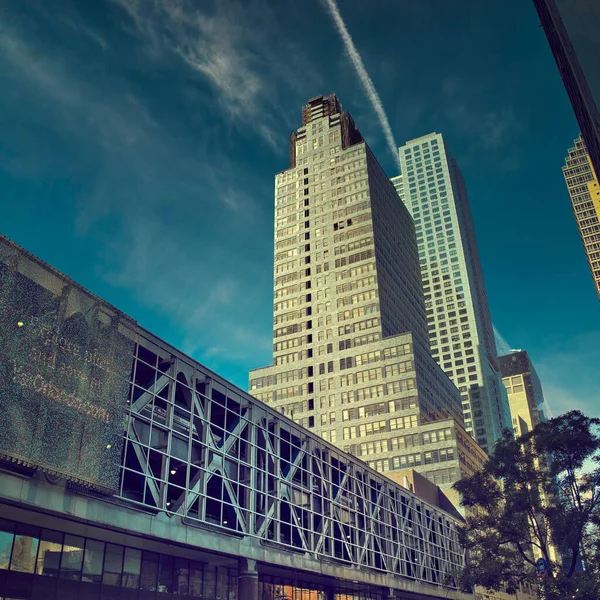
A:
[110,0,319,149]
[493,325,513,356]
[535,332,600,419]
[439,75,521,167]
[322,0,401,174]
[0,8,274,384]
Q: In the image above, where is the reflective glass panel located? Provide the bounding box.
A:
[82,539,105,584]
[59,534,84,580]
[158,553,173,593]
[189,561,203,597]
[174,557,189,595]
[140,551,158,591]
[102,543,124,586]
[10,524,40,573]
[36,529,63,577]
[122,547,141,589]
[0,519,15,570]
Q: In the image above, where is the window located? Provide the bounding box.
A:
[10,523,39,573]
[36,529,63,577]
[82,539,105,584]
[103,543,124,586]
[0,519,15,570]
[189,561,204,596]
[140,551,159,591]
[174,557,189,595]
[158,553,174,593]
[60,535,84,580]
[123,547,142,589]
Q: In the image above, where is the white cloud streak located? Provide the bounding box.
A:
[493,325,513,357]
[322,0,401,174]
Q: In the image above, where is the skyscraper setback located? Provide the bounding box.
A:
[250,95,486,502]
[393,133,511,454]
[563,134,600,301]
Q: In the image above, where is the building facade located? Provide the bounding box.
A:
[393,133,511,454]
[533,0,600,178]
[0,232,473,600]
[562,134,600,300]
[499,350,548,437]
[250,96,486,505]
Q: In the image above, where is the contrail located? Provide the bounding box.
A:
[322,0,401,174]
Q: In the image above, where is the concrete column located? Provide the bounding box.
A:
[238,558,259,600]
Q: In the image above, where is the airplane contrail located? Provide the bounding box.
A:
[322,0,402,174]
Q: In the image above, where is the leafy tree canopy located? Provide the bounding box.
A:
[453,410,600,600]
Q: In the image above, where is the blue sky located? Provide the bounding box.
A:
[1,0,598,419]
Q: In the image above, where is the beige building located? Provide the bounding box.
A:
[498,350,547,436]
[563,134,600,301]
[250,95,486,510]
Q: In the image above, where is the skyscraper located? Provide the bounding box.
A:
[533,0,600,177]
[499,350,547,437]
[393,133,511,454]
[563,134,600,301]
[250,96,486,503]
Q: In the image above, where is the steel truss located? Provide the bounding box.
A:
[119,340,464,589]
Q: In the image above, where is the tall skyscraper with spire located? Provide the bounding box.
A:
[250,96,486,504]
[392,133,511,454]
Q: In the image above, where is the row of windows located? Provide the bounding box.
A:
[338,359,413,382]
[336,289,378,308]
[334,249,374,269]
[333,236,373,257]
[342,414,419,440]
[250,366,311,389]
[0,519,236,597]
[337,303,378,322]
[331,201,370,221]
[332,222,372,242]
[273,334,312,352]
[335,275,377,295]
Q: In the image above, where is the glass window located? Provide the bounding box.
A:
[102,544,124,586]
[0,518,15,570]
[189,561,204,597]
[140,551,159,591]
[36,529,63,577]
[216,566,229,598]
[82,539,105,584]
[158,554,174,593]
[60,534,84,580]
[174,557,189,595]
[122,547,141,589]
[203,565,216,598]
[10,524,40,573]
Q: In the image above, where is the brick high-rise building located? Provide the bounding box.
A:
[250,96,486,505]
[563,134,600,300]
[393,133,511,454]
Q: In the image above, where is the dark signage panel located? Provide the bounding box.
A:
[0,236,135,492]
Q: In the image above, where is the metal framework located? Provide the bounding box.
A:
[118,334,465,590]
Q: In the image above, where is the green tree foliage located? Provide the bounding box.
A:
[453,411,600,599]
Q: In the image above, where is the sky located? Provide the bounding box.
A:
[1,0,598,420]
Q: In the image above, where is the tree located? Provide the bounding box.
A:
[453,410,600,600]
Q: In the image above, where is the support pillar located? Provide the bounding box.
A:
[238,558,258,600]
[384,588,396,600]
